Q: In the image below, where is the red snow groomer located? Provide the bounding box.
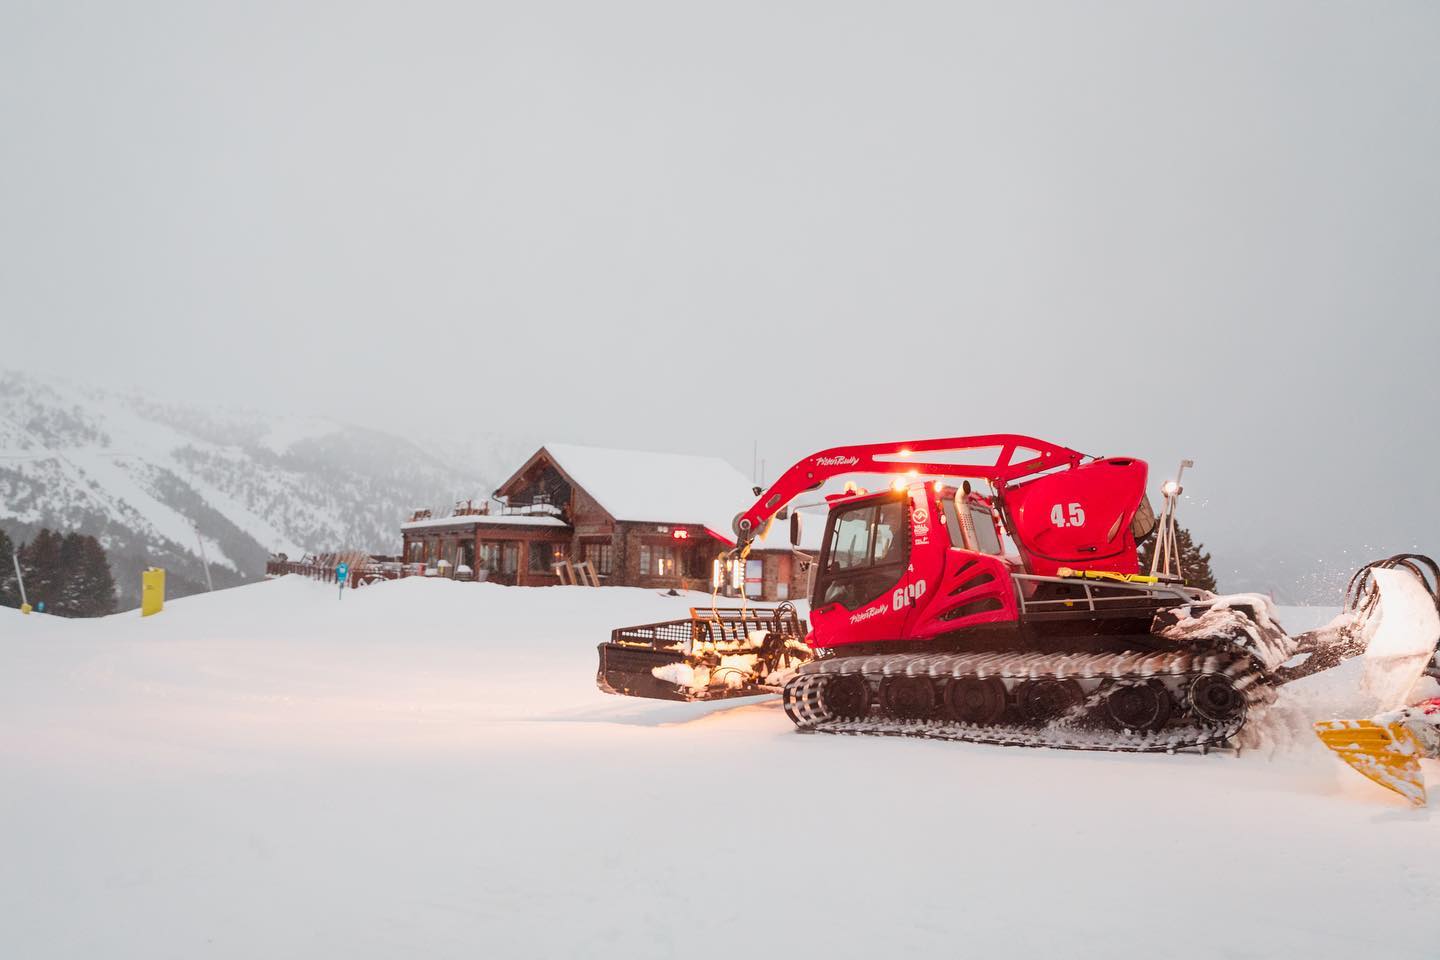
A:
[598,434,1440,767]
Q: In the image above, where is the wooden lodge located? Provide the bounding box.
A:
[401,444,813,600]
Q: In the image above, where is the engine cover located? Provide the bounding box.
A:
[1004,458,1148,576]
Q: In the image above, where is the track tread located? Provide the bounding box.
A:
[783,648,1269,753]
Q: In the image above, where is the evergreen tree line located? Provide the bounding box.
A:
[1137,523,1217,592]
[0,528,118,617]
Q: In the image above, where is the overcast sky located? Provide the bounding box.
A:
[3,1,1437,595]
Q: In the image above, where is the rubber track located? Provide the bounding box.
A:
[781,649,1273,754]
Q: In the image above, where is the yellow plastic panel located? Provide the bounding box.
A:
[141,567,165,617]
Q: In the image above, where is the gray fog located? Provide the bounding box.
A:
[3,1,1437,597]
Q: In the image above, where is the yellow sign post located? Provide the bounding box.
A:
[141,567,165,617]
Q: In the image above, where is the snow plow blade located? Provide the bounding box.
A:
[1309,558,1439,804]
[1313,719,1427,806]
[596,642,767,702]
[597,605,812,702]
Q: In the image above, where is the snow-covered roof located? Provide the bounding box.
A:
[402,514,569,531]
[539,443,757,544]
[751,508,827,552]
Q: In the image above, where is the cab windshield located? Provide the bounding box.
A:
[826,500,902,570]
[816,495,908,609]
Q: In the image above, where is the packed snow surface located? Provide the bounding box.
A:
[3,578,1437,959]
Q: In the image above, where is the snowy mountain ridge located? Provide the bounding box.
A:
[0,371,527,607]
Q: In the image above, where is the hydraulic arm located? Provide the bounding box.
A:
[732,434,1088,544]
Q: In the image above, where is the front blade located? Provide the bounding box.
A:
[1360,567,1440,709]
[1314,719,1427,806]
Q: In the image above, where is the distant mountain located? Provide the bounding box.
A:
[6,369,1401,612]
[0,371,531,610]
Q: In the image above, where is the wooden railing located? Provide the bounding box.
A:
[266,553,613,589]
[264,559,420,588]
[264,559,532,588]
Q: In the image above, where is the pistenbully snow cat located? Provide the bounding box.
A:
[598,435,1439,781]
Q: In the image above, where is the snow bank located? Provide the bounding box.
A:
[2,578,1436,960]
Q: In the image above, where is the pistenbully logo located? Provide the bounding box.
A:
[849,604,887,624]
[815,455,860,467]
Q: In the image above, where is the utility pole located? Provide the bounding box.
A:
[12,549,29,611]
[192,520,215,592]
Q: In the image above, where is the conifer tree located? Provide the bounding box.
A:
[1138,523,1217,592]
[19,528,64,612]
[58,532,88,614]
[73,535,117,617]
[34,531,119,618]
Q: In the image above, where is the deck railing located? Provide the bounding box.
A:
[264,559,529,587]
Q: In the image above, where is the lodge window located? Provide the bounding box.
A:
[530,542,567,573]
[685,545,716,580]
[407,541,423,563]
[510,465,573,512]
[479,541,519,574]
[638,543,677,578]
[583,541,614,576]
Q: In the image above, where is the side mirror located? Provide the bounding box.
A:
[790,511,803,547]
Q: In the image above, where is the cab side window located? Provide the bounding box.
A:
[942,495,1003,555]
[969,504,1003,554]
[942,497,967,549]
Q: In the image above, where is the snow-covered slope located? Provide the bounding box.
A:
[2,579,1435,959]
[0,371,524,607]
